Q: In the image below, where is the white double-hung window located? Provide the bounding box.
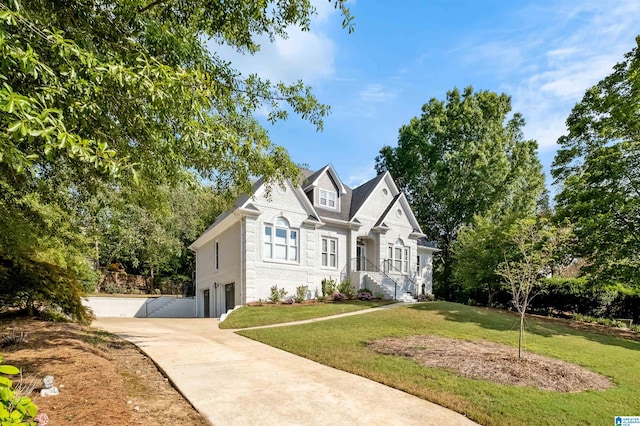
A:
[321,237,337,268]
[264,217,298,262]
[319,189,337,208]
[388,239,409,273]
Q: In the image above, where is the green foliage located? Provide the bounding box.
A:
[294,286,308,303]
[0,0,351,187]
[376,86,545,300]
[573,313,635,329]
[268,286,287,304]
[0,355,38,425]
[552,36,640,286]
[0,253,94,324]
[533,277,640,322]
[337,277,354,299]
[0,173,97,322]
[321,278,337,297]
[89,176,223,280]
[452,213,515,306]
[497,218,571,311]
[0,0,352,321]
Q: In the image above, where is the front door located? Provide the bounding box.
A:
[356,242,366,271]
[225,283,235,312]
[203,289,210,317]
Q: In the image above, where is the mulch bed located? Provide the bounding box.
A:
[0,319,210,425]
[367,335,614,392]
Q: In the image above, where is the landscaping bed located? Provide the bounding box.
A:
[0,319,209,425]
[367,335,613,392]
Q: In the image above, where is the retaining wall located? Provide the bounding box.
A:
[85,296,196,318]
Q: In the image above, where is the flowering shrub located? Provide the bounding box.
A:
[357,291,373,301]
[285,296,294,304]
[332,292,347,302]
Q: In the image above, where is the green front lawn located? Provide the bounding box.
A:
[219,300,394,329]
[238,301,640,425]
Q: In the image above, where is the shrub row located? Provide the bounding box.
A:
[529,278,640,323]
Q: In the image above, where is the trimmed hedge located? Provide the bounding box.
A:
[530,278,640,322]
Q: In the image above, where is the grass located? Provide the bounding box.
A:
[237,301,640,425]
[219,300,393,329]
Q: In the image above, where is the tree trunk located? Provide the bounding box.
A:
[519,311,525,358]
[26,296,34,317]
[94,238,100,270]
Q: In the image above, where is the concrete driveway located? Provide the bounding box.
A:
[93,318,478,426]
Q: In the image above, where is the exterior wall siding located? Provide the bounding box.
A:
[195,221,241,317]
[417,249,435,294]
[352,176,418,272]
[314,173,341,213]
[250,182,323,301]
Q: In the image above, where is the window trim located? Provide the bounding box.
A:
[263,218,299,263]
[321,237,338,268]
[387,239,409,273]
[319,189,337,209]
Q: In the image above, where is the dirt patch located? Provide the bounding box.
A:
[367,335,614,392]
[0,319,210,425]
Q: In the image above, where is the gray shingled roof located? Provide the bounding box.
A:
[301,167,325,189]
[417,237,438,248]
[205,167,396,234]
[349,172,386,219]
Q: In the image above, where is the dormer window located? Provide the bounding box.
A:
[319,189,337,208]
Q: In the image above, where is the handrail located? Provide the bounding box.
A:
[350,257,419,300]
[144,296,166,317]
[381,259,419,292]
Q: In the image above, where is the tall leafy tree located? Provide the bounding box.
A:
[88,176,223,287]
[0,0,352,190]
[0,0,352,319]
[376,86,544,300]
[552,36,640,286]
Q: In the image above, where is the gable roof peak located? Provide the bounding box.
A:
[302,163,347,195]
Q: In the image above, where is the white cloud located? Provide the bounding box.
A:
[358,84,396,103]
[485,0,640,152]
[210,30,335,84]
[345,161,377,187]
[207,0,341,85]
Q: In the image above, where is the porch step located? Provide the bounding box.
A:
[399,293,417,303]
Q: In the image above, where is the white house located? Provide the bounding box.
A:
[189,165,438,318]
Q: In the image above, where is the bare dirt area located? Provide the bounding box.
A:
[0,319,210,425]
[367,335,614,392]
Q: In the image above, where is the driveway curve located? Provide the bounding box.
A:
[93,317,478,426]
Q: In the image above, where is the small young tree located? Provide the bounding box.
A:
[496,218,570,358]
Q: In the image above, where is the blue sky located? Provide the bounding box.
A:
[214,0,640,191]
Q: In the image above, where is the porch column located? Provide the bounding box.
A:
[347,229,357,274]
